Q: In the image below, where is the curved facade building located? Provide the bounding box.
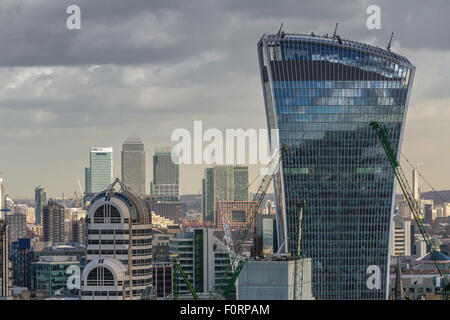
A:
[258,33,415,299]
[81,179,152,300]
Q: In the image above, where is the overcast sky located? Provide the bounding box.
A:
[0,0,450,199]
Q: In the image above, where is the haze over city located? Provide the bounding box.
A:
[0,0,449,199]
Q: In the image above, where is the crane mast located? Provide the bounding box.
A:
[214,145,288,299]
[370,122,449,299]
[293,200,305,300]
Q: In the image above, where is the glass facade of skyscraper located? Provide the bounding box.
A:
[89,147,113,194]
[121,135,146,196]
[258,33,415,299]
[152,147,179,202]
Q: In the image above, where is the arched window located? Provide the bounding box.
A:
[87,266,115,286]
[93,204,121,223]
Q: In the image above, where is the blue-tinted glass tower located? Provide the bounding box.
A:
[258,33,415,299]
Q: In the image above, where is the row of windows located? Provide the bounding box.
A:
[82,291,125,297]
[273,80,407,89]
[87,249,152,256]
[88,228,152,235]
[273,88,408,98]
[276,97,405,107]
[277,113,403,123]
[88,239,152,246]
[276,105,405,115]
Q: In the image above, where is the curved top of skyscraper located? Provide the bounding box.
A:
[90,178,151,225]
[259,32,414,69]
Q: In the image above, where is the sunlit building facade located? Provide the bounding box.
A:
[258,32,415,299]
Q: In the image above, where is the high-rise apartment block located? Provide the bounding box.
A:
[121,135,145,196]
[34,186,47,226]
[258,32,415,299]
[42,200,65,243]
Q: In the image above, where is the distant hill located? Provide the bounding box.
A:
[420,190,450,205]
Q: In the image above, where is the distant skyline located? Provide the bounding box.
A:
[0,0,450,198]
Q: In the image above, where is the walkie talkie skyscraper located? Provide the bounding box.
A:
[258,32,415,299]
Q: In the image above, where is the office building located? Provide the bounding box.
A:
[71,217,87,246]
[14,204,35,225]
[89,147,113,194]
[424,204,435,225]
[5,212,26,244]
[34,186,47,226]
[151,213,182,263]
[121,134,146,196]
[85,167,91,194]
[0,221,11,297]
[43,200,65,243]
[81,179,152,300]
[398,200,412,220]
[169,228,232,296]
[390,214,411,256]
[152,147,179,202]
[202,166,249,225]
[412,167,420,200]
[216,201,257,231]
[0,179,4,219]
[31,255,80,298]
[254,213,277,257]
[202,168,215,223]
[415,237,428,258]
[146,197,184,225]
[258,32,415,299]
[443,203,450,218]
[10,238,33,290]
[233,166,249,201]
[153,262,173,299]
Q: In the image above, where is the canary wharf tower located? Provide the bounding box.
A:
[258,32,415,299]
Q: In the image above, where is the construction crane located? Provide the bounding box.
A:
[293,200,305,300]
[370,122,449,299]
[172,255,199,300]
[215,173,245,275]
[74,190,79,207]
[212,145,288,299]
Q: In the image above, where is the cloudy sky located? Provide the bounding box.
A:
[0,0,450,199]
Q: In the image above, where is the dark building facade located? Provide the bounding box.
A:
[10,238,33,289]
[258,32,415,299]
[43,200,65,243]
[0,221,11,297]
[153,262,173,298]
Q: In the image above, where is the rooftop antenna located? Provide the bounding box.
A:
[387,32,394,51]
[277,22,284,37]
[333,22,339,39]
